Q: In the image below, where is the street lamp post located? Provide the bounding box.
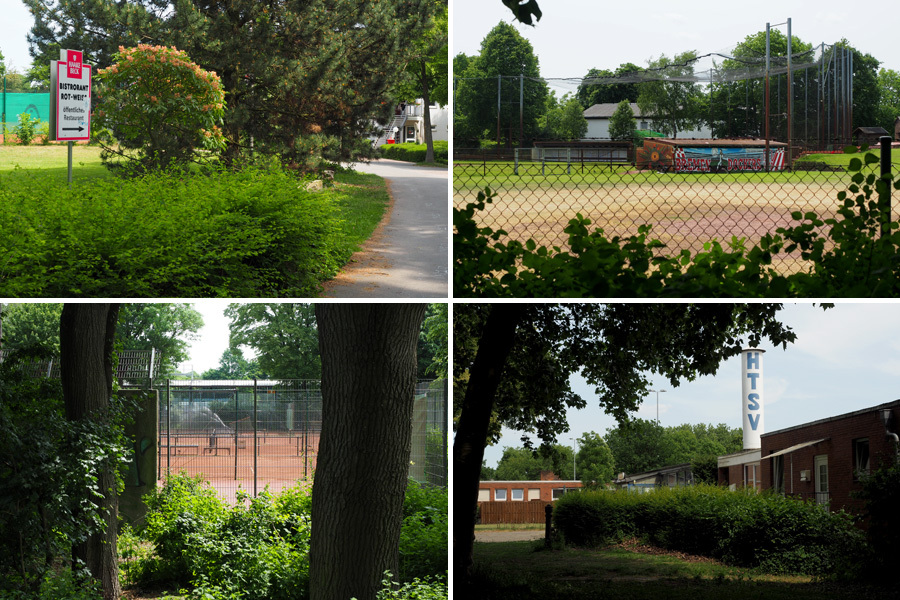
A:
[649,389,667,424]
[569,437,578,480]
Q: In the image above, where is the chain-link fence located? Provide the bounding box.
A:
[157,379,448,500]
[454,144,900,274]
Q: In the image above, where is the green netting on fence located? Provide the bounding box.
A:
[1,92,50,127]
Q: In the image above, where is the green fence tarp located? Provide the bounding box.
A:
[1,93,51,126]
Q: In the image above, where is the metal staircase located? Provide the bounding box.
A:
[375,110,407,147]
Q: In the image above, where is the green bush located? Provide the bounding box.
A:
[131,476,446,599]
[138,475,311,599]
[399,481,448,581]
[553,485,865,576]
[454,146,900,297]
[379,141,448,164]
[95,44,226,171]
[0,167,346,297]
[0,348,133,597]
[369,572,447,600]
[854,461,900,579]
[13,113,40,146]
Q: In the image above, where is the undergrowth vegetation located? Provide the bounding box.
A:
[379,141,448,164]
[553,485,866,577]
[120,473,447,600]
[454,146,900,297]
[0,165,386,296]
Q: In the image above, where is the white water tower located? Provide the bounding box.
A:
[741,348,765,449]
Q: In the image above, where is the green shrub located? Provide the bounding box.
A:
[368,572,447,600]
[95,44,226,171]
[138,475,311,600]
[0,167,346,297]
[13,113,40,146]
[399,481,448,581]
[854,461,900,579]
[553,485,865,576]
[0,348,133,597]
[379,141,448,164]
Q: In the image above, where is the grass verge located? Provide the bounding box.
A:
[466,540,898,600]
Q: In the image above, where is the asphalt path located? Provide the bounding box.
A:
[321,159,448,298]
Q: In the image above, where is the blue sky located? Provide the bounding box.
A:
[481,303,900,468]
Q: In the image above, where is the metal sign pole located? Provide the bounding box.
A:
[67,141,73,187]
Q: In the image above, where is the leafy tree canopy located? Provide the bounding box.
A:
[608,99,636,141]
[454,22,549,146]
[636,50,705,138]
[576,431,615,487]
[575,63,643,109]
[116,304,203,376]
[225,304,320,380]
[492,444,573,480]
[23,0,437,166]
[0,303,63,353]
[201,346,265,380]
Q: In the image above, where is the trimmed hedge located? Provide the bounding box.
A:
[553,485,866,576]
[379,141,448,164]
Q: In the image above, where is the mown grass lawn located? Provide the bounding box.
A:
[0,145,388,297]
[467,540,898,600]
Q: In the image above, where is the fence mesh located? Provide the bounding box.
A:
[1,91,50,128]
[156,379,447,501]
[454,147,900,274]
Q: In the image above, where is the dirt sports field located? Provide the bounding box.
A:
[157,432,319,502]
[453,161,892,271]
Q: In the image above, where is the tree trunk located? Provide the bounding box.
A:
[452,304,525,583]
[421,62,435,164]
[310,304,427,600]
[60,303,121,600]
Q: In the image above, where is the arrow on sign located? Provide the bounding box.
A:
[62,126,85,132]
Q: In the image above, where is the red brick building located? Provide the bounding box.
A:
[718,400,900,516]
[477,470,582,504]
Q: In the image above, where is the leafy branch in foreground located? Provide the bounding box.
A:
[454,147,900,297]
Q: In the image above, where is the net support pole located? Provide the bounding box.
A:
[514,148,519,176]
[765,22,771,172]
[786,18,792,169]
[519,73,524,149]
[234,390,238,481]
[166,379,171,476]
[253,378,258,497]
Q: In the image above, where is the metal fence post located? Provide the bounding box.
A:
[881,135,893,238]
[253,378,258,497]
[165,379,170,478]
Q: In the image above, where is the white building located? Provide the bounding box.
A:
[376,99,449,146]
[584,102,711,140]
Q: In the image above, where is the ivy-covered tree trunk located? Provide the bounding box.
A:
[310,304,427,600]
[59,303,121,600]
[453,304,525,581]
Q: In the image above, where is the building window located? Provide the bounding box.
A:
[494,488,507,501]
[772,455,784,494]
[744,462,760,490]
[853,438,870,480]
[552,488,569,500]
[477,489,489,502]
[511,488,524,501]
[528,488,540,500]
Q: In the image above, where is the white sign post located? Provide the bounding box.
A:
[50,49,92,186]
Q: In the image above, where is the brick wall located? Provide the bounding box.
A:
[478,480,582,504]
[759,402,900,517]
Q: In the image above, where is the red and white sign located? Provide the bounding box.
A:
[54,49,91,141]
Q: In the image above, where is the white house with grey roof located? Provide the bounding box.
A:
[584,103,711,140]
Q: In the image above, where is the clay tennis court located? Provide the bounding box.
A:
[157,431,320,502]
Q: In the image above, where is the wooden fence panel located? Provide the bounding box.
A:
[478,500,549,524]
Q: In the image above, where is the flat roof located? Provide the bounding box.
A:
[762,399,900,438]
[650,138,788,148]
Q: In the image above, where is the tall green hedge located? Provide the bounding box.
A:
[553,485,866,576]
[379,141,448,164]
